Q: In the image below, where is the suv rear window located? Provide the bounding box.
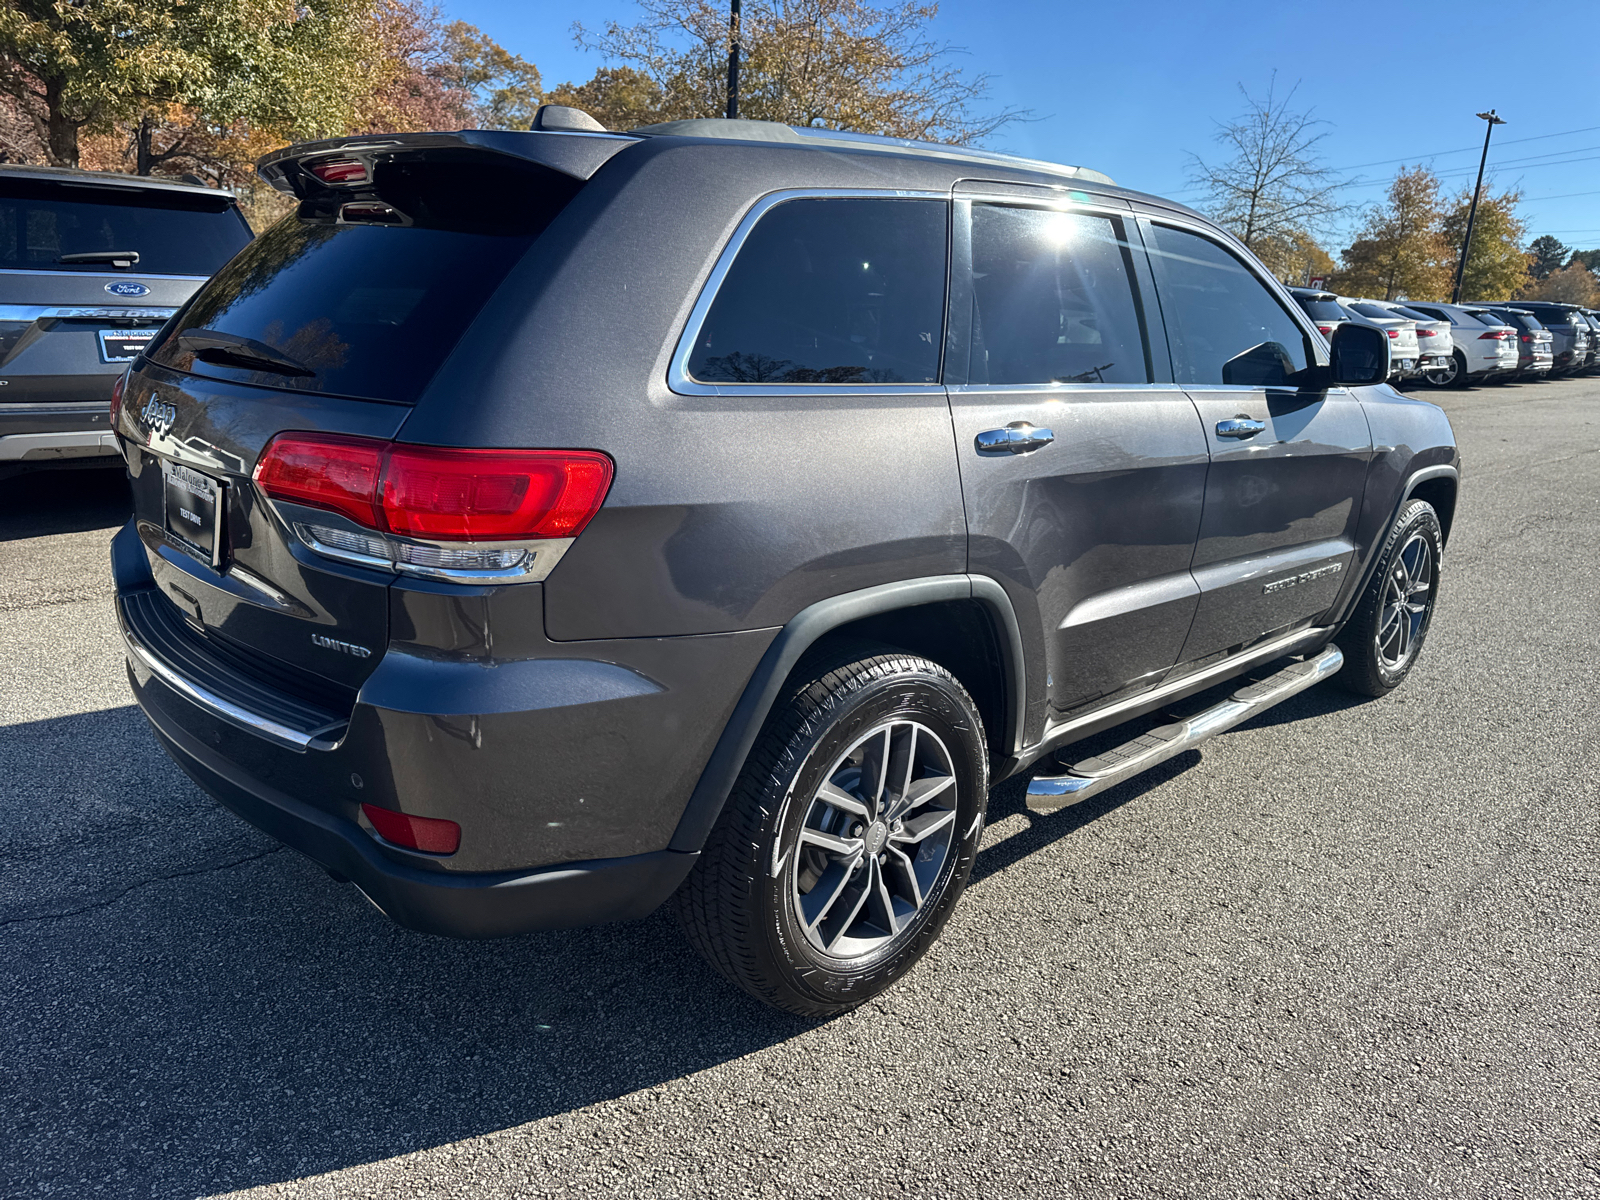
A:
[1296,297,1347,322]
[0,177,250,275]
[156,158,581,405]
[1349,302,1399,320]
[687,197,946,385]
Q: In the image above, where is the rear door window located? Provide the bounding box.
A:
[1144,224,1312,386]
[686,197,946,385]
[154,158,581,404]
[0,177,250,275]
[965,204,1151,385]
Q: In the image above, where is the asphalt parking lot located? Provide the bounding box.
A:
[2,379,1597,1199]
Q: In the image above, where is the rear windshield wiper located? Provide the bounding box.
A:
[177,329,316,378]
[58,250,141,268]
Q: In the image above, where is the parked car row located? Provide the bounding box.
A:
[1286,286,1599,390]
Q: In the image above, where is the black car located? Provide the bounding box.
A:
[111,109,1459,1016]
[0,166,252,480]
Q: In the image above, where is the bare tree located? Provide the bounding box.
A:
[570,0,1025,144]
[1187,74,1347,250]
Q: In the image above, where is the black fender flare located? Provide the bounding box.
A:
[667,574,1027,854]
[1331,462,1460,631]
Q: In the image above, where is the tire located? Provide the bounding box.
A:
[1337,499,1443,697]
[1420,350,1466,389]
[674,647,989,1017]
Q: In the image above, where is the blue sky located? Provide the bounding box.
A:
[442,0,1600,254]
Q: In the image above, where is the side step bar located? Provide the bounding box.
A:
[1026,645,1344,813]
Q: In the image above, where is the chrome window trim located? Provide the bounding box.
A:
[667,187,952,398]
[946,382,1189,396]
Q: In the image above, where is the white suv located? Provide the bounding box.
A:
[1404,302,1518,388]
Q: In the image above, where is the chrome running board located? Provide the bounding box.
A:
[1026,645,1344,814]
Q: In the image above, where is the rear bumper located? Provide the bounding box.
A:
[112,518,768,936]
[144,697,697,937]
[0,400,118,466]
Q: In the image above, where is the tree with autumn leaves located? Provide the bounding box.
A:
[0,0,1017,230]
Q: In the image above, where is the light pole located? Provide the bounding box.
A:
[1450,109,1506,303]
[726,0,741,120]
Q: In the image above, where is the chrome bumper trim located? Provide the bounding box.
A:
[122,621,343,754]
[0,429,118,460]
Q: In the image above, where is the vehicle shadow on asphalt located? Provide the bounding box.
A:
[0,647,1367,1196]
[0,467,129,541]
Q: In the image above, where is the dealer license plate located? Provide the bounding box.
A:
[99,328,157,363]
[162,460,223,566]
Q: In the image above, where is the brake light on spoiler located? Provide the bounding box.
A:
[254,433,613,582]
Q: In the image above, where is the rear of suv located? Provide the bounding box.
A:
[113,113,1459,1017]
[0,166,252,480]
[1504,302,1592,375]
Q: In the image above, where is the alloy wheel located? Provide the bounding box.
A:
[1376,532,1434,671]
[790,719,959,959]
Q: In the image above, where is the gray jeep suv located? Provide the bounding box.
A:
[0,165,251,480]
[111,111,1459,1016]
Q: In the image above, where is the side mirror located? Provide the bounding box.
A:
[1327,322,1390,386]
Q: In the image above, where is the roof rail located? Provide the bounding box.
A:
[627,118,1114,185]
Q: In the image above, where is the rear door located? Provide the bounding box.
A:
[946,189,1210,723]
[1137,217,1373,666]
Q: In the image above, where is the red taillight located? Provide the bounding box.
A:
[1416,329,1436,337]
[381,446,613,540]
[1317,325,1334,335]
[1522,334,1533,343]
[309,158,368,185]
[362,804,460,854]
[1386,329,1400,339]
[109,368,129,428]
[253,433,383,527]
[253,433,614,542]
[1478,330,1508,340]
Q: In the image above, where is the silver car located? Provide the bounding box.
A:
[1341,299,1421,379]
[1355,301,1454,376]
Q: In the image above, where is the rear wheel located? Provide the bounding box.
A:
[1421,350,1467,389]
[1338,499,1443,697]
[674,648,988,1017]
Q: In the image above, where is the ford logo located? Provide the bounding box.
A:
[105,281,151,297]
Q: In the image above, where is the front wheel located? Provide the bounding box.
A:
[674,648,989,1017]
[1337,499,1444,697]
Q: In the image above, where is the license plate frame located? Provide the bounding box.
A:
[98,327,157,364]
[161,459,225,568]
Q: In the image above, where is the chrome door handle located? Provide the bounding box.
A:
[976,422,1055,454]
[1215,417,1266,440]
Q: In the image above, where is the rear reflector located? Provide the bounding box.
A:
[254,433,613,542]
[362,804,461,854]
[309,158,369,185]
[110,368,129,428]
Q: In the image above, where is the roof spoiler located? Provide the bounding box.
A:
[257,128,636,199]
